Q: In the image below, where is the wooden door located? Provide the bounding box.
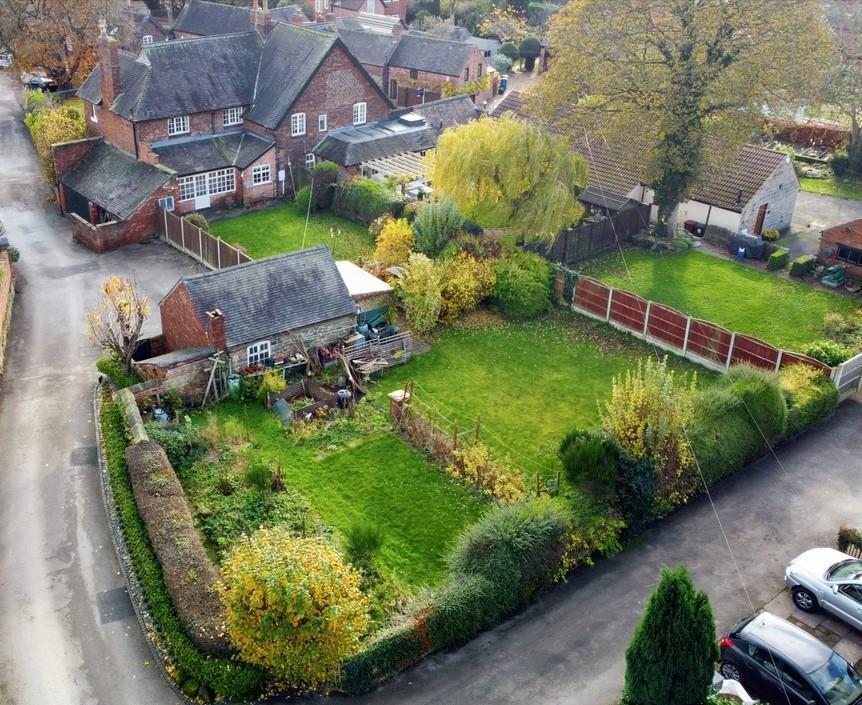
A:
[754,203,767,235]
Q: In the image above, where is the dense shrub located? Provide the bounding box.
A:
[439,252,496,321]
[449,497,570,614]
[823,309,862,350]
[412,198,463,256]
[23,103,87,181]
[125,441,230,654]
[294,185,312,213]
[219,527,368,688]
[373,217,415,266]
[493,54,513,74]
[789,254,815,277]
[338,621,429,695]
[425,573,499,646]
[518,36,541,70]
[779,364,839,437]
[838,525,862,554]
[145,420,206,470]
[446,441,526,504]
[184,212,209,232]
[99,401,263,698]
[344,522,385,571]
[761,229,780,242]
[724,364,787,441]
[767,248,789,271]
[334,176,405,223]
[491,251,553,320]
[96,353,142,389]
[310,160,339,210]
[461,219,484,236]
[498,41,519,61]
[257,369,286,402]
[23,88,52,114]
[624,566,718,705]
[395,252,442,333]
[558,428,619,495]
[614,453,657,535]
[803,339,853,366]
[602,357,697,509]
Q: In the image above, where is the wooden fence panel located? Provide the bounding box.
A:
[730,334,780,371]
[780,351,831,374]
[646,304,688,350]
[609,290,647,333]
[159,208,254,271]
[686,319,732,366]
[573,276,611,318]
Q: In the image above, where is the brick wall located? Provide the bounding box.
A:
[818,222,862,276]
[0,249,14,381]
[52,137,102,184]
[160,282,211,352]
[135,111,243,155]
[388,45,491,108]
[240,148,278,206]
[85,100,137,154]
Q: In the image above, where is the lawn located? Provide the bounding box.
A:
[183,401,485,588]
[374,311,708,479]
[580,249,855,350]
[799,175,862,202]
[210,203,375,262]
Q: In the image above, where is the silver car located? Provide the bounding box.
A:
[785,548,862,630]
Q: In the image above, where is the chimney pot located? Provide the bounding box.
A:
[206,309,227,351]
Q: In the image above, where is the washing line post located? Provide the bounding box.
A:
[474,415,481,443]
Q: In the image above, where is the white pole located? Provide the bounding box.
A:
[163,206,168,241]
[198,224,203,264]
[180,215,185,251]
[642,300,651,338]
[605,287,614,321]
[726,332,736,369]
[682,316,692,355]
[774,349,784,372]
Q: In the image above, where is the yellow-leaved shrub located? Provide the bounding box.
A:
[439,252,496,321]
[219,527,369,689]
[447,441,525,504]
[373,217,415,267]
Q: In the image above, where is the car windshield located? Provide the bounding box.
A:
[809,653,862,705]
[828,560,862,580]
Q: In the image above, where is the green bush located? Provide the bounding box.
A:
[724,364,787,441]
[245,463,272,492]
[449,497,569,613]
[492,54,513,74]
[334,177,405,224]
[779,364,839,437]
[527,1,560,24]
[803,339,852,366]
[518,37,541,71]
[295,185,312,213]
[310,160,339,211]
[614,452,657,536]
[838,525,862,554]
[761,229,780,242]
[499,41,519,62]
[425,573,499,647]
[344,522,385,570]
[97,354,142,389]
[184,212,209,232]
[789,254,815,277]
[491,251,553,320]
[412,198,463,257]
[99,400,264,698]
[766,249,789,271]
[145,420,206,471]
[338,621,429,695]
[558,428,618,494]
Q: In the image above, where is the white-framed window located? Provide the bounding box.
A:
[247,340,271,366]
[177,168,236,201]
[318,113,327,132]
[305,153,316,169]
[252,164,271,185]
[366,0,375,12]
[290,112,306,136]
[222,106,242,127]
[352,101,366,126]
[157,195,175,211]
[168,115,190,136]
[142,35,154,45]
[90,101,97,123]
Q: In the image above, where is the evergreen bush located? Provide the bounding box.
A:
[779,364,839,437]
[789,254,815,277]
[803,339,852,366]
[518,37,541,71]
[310,159,339,210]
[724,364,787,441]
[334,177,405,223]
[491,251,553,320]
[558,428,619,495]
[412,198,463,256]
[766,248,789,271]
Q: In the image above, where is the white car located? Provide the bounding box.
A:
[785,548,862,630]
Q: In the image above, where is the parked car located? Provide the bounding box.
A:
[0,53,12,68]
[786,548,862,630]
[719,611,862,705]
[24,76,57,92]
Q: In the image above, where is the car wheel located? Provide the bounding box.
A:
[720,661,743,682]
[792,587,818,612]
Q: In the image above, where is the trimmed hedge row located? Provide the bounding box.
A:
[767,249,789,271]
[100,400,264,699]
[789,254,815,277]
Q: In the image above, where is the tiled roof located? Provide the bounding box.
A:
[392,95,480,131]
[151,130,275,175]
[388,31,474,76]
[173,0,305,35]
[337,26,396,66]
[314,115,437,165]
[179,246,357,348]
[59,141,172,220]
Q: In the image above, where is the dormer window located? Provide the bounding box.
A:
[142,35,154,45]
[168,115,190,136]
[352,102,366,126]
[223,106,243,127]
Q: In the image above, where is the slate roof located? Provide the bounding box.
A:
[244,23,337,129]
[150,130,275,175]
[337,26,396,66]
[59,140,172,220]
[172,0,303,35]
[177,246,357,348]
[388,31,475,76]
[392,95,480,131]
[314,115,436,165]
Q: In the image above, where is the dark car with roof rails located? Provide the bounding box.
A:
[719,611,862,705]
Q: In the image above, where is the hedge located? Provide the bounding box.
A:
[766,249,789,271]
[789,254,815,277]
[100,400,264,699]
[333,177,405,224]
[838,526,862,554]
[779,364,839,437]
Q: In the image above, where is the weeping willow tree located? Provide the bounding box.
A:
[429,114,589,242]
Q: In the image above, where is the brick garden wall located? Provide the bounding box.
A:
[160,282,211,352]
[0,249,14,381]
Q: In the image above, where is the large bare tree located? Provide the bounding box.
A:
[86,276,150,375]
[531,0,832,235]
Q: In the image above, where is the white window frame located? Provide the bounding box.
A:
[90,101,97,123]
[142,34,154,45]
[352,101,367,126]
[157,195,175,211]
[222,106,243,127]
[247,340,271,366]
[177,168,236,202]
[168,115,190,136]
[318,113,327,132]
[290,112,306,136]
[252,164,271,185]
[305,153,316,169]
[366,0,375,12]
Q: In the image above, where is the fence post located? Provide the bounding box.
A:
[162,207,168,240]
[605,287,614,321]
[831,362,842,388]
[725,332,736,369]
[642,300,652,338]
[682,316,692,355]
[198,225,203,263]
[180,214,185,251]
[217,238,221,269]
[774,349,784,372]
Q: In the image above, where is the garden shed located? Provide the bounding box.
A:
[336,260,393,321]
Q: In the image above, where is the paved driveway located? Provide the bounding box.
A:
[0,71,199,705]
[784,190,862,259]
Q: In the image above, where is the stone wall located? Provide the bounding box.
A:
[0,249,14,381]
[739,157,799,234]
[133,354,216,406]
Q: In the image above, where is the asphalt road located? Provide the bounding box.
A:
[0,71,860,705]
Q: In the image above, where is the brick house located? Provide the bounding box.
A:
[172,0,305,39]
[492,91,800,235]
[159,246,358,371]
[338,25,494,108]
[116,7,168,52]
[818,219,862,277]
[331,0,406,24]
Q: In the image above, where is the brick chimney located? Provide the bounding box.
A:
[206,309,227,351]
[97,18,121,109]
